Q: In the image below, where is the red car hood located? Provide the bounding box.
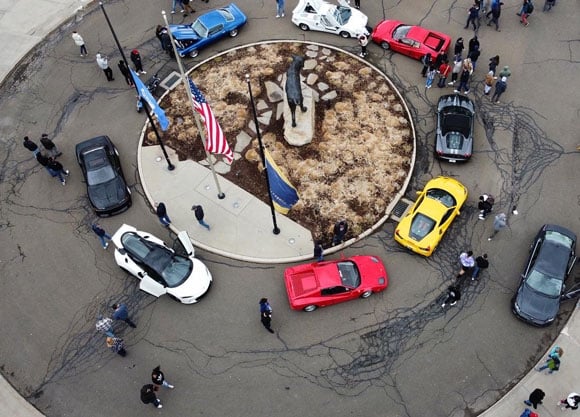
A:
[371,19,402,40]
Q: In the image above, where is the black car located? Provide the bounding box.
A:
[512,224,577,326]
[75,136,132,216]
[435,94,475,163]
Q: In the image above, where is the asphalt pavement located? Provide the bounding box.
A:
[1,0,579,416]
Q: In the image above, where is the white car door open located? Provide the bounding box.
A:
[140,276,167,298]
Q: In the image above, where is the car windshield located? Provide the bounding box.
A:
[392,25,411,40]
[121,233,192,288]
[337,261,361,288]
[426,188,456,208]
[84,148,115,185]
[526,269,563,297]
[445,132,465,150]
[545,230,574,249]
[191,19,208,38]
[217,9,234,22]
[334,6,352,25]
[410,213,436,240]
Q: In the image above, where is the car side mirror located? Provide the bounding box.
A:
[138,272,144,278]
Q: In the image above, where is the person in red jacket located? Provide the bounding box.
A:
[437,60,451,87]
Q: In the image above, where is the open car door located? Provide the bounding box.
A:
[173,230,195,257]
[140,276,167,298]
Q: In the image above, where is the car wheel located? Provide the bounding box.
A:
[229,29,239,37]
[190,49,199,58]
[303,305,317,312]
[360,290,372,298]
[339,31,350,39]
[380,41,390,50]
[299,23,310,31]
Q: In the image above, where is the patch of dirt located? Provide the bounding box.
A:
[144,42,413,248]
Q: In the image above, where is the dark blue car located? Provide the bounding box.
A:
[169,3,247,58]
[512,224,577,326]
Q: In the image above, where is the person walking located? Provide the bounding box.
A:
[354,0,361,9]
[276,0,285,18]
[458,250,475,277]
[155,202,171,227]
[448,53,463,86]
[478,193,495,219]
[171,0,185,14]
[40,133,62,158]
[489,55,500,76]
[47,157,70,185]
[130,49,146,74]
[23,136,40,156]
[96,315,115,337]
[358,33,369,58]
[421,53,433,77]
[486,0,503,31]
[182,0,195,16]
[106,336,127,357]
[191,205,210,230]
[524,388,545,409]
[152,366,175,389]
[472,254,489,280]
[72,31,88,56]
[111,303,137,328]
[520,0,534,26]
[117,60,134,86]
[491,76,508,103]
[96,53,114,81]
[259,298,274,334]
[91,223,112,249]
[465,2,480,30]
[314,240,324,262]
[36,152,51,173]
[140,384,162,409]
[537,346,563,373]
[441,284,461,308]
[558,393,580,410]
[332,219,348,245]
[488,212,507,240]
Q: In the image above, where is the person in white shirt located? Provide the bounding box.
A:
[96,53,114,81]
[72,31,87,56]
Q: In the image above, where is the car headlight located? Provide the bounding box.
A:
[513,301,521,313]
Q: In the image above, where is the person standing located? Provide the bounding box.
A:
[437,59,451,87]
[152,366,175,389]
[558,393,580,410]
[96,315,115,337]
[488,55,500,76]
[498,65,511,78]
[276,0,285,18]
[314,240,324,262]
[332,219,348,245]
[117,60,134,86]
[468,47,481,71]
[358,33,369,58]
[40,133,61,158]
[455,68,471,94]
[524,388,545,409]
[441,285,461,307]
[468,35,480,54]
[453,38,465,56]
[491,76,508,103]
[140,384,162,409]
[96,53,114,81]
[472,254,489,280]
[543,0,555,11]
[448,53,463,86]
[72,31,88,56]
[36,152,51,173]
[434,50,448,69]
[478,193,494,219]
[488,212,507,240]
[106,336,127,357]
[191,205,210,230]
[465,2,480,30]
[155,202,171,227]
[421,53,433,77]
[47,157,70,185]
[259,298,274,334]
[91,223,112,249]
[111,303,137,328]
[458,250,475,277]
[130,49,146,74]
[182,0,195,16]
[425,65,437,89]
[171,0,185,14]
[23,136,40,156]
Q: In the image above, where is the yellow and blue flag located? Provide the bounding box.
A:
[264,148,299,214]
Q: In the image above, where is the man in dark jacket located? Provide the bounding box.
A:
[191,204,210,230]
[524,388,545,409]
[140,384,162,408]
[442,285,461,308]
[40,133,62,157]
[465,2,480,30]
[111,303,137,328]
[47,157,70,185]
[332,220,349,245]
[155,202,171,227]
[453,38,465,55]
[23,136,40,155]
[487,0,504,31]
[472,254,489,280]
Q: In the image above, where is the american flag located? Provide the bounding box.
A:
[188,78,233,163]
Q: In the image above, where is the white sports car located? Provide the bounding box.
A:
[112,224,212,304]
[291,0,369,38]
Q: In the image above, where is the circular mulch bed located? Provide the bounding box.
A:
[144,41,415,248]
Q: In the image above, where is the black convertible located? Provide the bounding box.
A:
[435,94,475,163]
[512,224,577,326]
[75,136,132,216]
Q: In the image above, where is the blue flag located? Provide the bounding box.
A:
[131,69,169,131]
[264,148,299,214]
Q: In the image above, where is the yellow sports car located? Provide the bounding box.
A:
[394,176,468,257]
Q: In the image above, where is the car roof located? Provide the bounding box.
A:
[535,239,571,278]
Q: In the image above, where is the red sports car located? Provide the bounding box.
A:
[371,20,451,60]
[284,255,388,312]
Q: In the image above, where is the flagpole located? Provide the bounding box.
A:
[245,74,280,235]
[99,2,174,171]
[161,11,225,199]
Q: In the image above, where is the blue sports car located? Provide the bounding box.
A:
[169,3,247,58]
